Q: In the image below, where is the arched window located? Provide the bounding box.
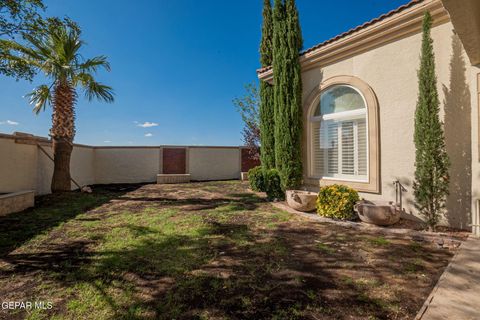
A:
[310,85,368,181]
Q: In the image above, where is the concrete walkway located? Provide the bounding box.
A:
[416,237,480,320]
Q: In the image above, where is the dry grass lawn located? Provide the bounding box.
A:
[0,181,454,319]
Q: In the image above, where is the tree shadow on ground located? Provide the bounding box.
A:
[0,218,453,319]
[0,180,454,319]
[0,184,142,257]
[112,193,265,212]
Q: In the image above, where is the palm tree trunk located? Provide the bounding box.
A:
[51,138,73,192]
[50,82,76,193]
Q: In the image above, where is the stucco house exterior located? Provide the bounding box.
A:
[257,0,480,234]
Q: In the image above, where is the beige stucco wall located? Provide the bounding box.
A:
[0,137,96,195]
[188,147,241,181]
[94,147,160,184]
[33,145,95,195]
[72,146,96,187]
[35,145,53,195]
[470,66,480,235]
[0,137,37,193]
[0,139,245,195]
[302,21,474,229]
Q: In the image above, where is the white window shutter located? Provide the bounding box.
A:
[326,122,338,175]
[312,121,323,176]
[341,121,355,175]
[357,119,368,176]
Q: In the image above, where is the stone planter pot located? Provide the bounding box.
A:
[286,190,317,212]
[354,200,401,226]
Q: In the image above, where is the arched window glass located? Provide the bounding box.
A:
[314,86,366,116]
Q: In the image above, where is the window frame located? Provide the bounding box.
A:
[303,75,380,194]
[310,85,369,183]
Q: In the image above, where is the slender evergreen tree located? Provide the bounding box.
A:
[259,0,276,169]
[413,12,450,231]
[273,0,303,190]
[272,0,286,177]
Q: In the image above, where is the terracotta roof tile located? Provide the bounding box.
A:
[257,0,425,74]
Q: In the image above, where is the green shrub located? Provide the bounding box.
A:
[316,184,359,220]
[264,168,284,201]
[248,166,265,192]
[248,167,284,200]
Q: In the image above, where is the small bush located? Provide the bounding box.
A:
[248,166,265,192]
[316,184,359,220]
[264,169,284,201]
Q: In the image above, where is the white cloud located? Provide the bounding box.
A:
[104,140,112,143]
[137,121,158,128]
[0,120,19,125]
[144,133,153,137]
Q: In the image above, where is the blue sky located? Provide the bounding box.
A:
[0,0,410,146]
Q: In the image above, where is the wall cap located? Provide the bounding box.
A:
[0,132,248,149]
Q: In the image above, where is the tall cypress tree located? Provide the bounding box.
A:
[413,12,450,231]
[273,0,303,190]
[259,0,275,169]
[272,0,286,178]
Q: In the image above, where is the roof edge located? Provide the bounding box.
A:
[258,0,449,82]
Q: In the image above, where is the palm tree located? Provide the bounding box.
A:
[1,20,114,192]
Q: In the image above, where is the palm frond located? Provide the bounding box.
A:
[0,38,44,62]
[21,33,54,61]
[86,82,114,103]
[74,72,93,87]
[77,56,111,73]
[25,85,52,114]
[76,73,114,103]
[4,18,114,109]
[61,28,83,66]
[0,48,43,69]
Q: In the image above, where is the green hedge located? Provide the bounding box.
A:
[264,168,284,201]
[248,166,284,201]
[248,166,265,192]
[316,184,359,220]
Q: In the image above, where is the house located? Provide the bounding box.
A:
[257,0,480,234]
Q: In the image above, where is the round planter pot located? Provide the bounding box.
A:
[354,200,401,226]
[286,190,317,212]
